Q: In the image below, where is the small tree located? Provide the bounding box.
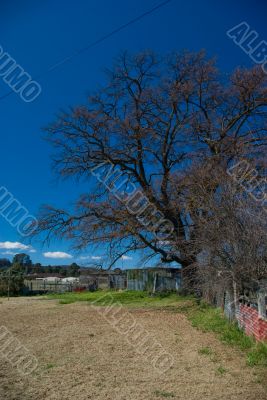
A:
[0,271,24,296]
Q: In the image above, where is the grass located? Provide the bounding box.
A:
[198,347,214,356]
[183,300,267,367]
[45,363,56,370]
[46,290,267,367]
[216,366,227,375]
[188,304,254,350]
[247,342,267,367]
[47,290,193,308]
[198,346,220,363]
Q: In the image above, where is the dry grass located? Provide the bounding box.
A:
[0,296,266,399]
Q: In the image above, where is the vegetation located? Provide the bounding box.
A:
[0,258,11,268]
[33,51,267,281]
[45,363,57,370]
[0,255,29,296]
[47,290,192,307]
[47,290,267,367]
[182,300,267,367]
[0,255,81,276]
[30,51,267,341]
[0,272,24,296]
[198,347,214,356]
[0,254,81,296]
[216,366,227,375]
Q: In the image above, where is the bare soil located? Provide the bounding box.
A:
[0,297,266,400]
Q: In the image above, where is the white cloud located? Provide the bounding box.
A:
[29,249,37,253]
[79,256,91,261]
[121,255,132,260]
[79,255,102,261]
[1,251,16,256]
[0,241,30,250]
[43,252,73,259]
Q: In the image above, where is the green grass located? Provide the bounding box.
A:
[198,346,214,356]
[216,366,227,375]
[45,363,56,370]
[188,305,254,350]
[184,301,267,367]
[47,290,192,308]
[46,290,267,368]
[247,342,267,367]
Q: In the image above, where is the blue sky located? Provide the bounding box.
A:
[0,0,266,266]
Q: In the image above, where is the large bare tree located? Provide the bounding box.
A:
[34,51,267,270]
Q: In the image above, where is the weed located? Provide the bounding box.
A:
[198,347,213,356]
[187,302,267,367]
[45,363,56,370]
[216,366,227,375]
[247,342,267,367]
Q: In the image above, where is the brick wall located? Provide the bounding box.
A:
[236,304,267,342]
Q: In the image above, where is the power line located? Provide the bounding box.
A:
[47,0,172,73]
[0,0,172,101]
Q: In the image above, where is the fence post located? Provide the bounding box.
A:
[257,290,266,319]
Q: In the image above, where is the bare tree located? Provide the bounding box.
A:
[183,160,267,298]
[34,51,267,270]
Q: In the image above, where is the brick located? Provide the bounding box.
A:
[236,304,267,342]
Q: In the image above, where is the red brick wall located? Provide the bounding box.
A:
[236,304,267,341]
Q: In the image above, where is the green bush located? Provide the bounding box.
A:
[0,274,24,296]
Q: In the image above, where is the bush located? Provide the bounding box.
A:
[0,274,24,296]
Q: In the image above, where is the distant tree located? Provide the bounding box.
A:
[53,266,60,274]
[12,253,32,266]
[12,253,32,274]
[68,263,80,277]
[32,263,42,274]
[0,258,11,269]
[43,265,53,274]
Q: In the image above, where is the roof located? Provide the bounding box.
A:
[61,277,79,282]
[126,267,181,273]
[80,268,124,276]
[25,273,64,279]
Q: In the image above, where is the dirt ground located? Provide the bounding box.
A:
[0,297,266,400]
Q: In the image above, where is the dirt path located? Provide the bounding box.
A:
[0,297,266,400]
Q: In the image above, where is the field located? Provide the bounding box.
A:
[0,292,266,400]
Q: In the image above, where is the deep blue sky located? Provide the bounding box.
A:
[0,0,266,266]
